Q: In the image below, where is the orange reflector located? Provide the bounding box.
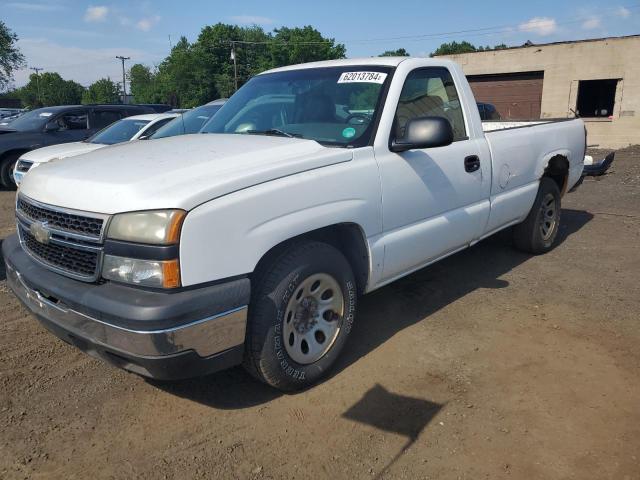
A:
[162,259,181,288]
[166,210,187,244]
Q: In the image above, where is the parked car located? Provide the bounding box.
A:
[150,99,227,138]
[477,102,501,120]
[0,108,25,119]
[12,113,178,186]
[0,109,27,126]
[0,104,154,188]
[3,58,585,391]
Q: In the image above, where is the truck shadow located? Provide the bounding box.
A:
[152,208,593,408]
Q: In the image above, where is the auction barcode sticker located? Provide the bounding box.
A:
[337,72,388,84]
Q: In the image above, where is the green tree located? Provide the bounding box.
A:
[0,21,25,91]
[128,63,162,103]
[431,41,478,56]
[82,78,120,104]
[128,23,347,108]
[379,48,410,56]
[269,26,346,68]
[14,72,84,107]
[431,41,510,56]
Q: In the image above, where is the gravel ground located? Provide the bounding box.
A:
[1,146,639,480]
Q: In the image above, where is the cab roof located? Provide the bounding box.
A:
[262,56,414,74]
[261,57,458,75]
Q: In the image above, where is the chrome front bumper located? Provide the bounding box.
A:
[6,261,247,359]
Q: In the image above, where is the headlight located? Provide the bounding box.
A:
[107,209,185,244]
[102,255,180,288]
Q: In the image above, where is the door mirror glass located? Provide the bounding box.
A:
[391,116,454,152]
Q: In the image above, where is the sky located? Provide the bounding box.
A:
[2,0,640,88]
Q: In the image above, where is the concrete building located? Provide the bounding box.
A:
[438,35,640,148]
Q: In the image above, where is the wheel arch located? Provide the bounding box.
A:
[252,222,371,295]
[0,148,30,164]
[541,152,570,196]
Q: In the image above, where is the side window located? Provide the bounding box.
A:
[92,110,122,129]
[55,111,88,130]
[394,68,467,141]
[141,118,173,137]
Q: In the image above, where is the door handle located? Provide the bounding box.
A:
[464,155,481,173]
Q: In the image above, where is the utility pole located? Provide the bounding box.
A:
[230,41,238,92]
[115,56,130,103]
[30,67,43,104]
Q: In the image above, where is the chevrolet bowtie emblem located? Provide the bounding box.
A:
[30,221,51,244]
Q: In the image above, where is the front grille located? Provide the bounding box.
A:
[20,225,99,278]
[16,195,108,281]
[16,160,33,173]
[17,197,104,238]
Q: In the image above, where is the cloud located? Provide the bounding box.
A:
[84,5,109,22]
[5,2,65,11]
[518,17,558,36]
[230,15,274,25]
[136,15,161,32]
[581,16,601,30]
[12,38,161,87]
[615,6,631,18]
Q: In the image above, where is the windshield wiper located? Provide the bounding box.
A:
[245,129,302,138]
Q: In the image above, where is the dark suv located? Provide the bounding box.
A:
[0,104,154,188]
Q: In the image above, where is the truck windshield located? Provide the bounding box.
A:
[0,108,55,132]
[201,66,393,147]
[87,118,150,145]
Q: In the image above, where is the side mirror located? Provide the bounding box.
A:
[44,121,59,132]
[390,116,454,152]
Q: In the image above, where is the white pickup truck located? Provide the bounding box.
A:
[3,57,585,391]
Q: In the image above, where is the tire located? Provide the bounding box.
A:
[244,241,357,391]
[0,152,20,190]
[513,177,561,254]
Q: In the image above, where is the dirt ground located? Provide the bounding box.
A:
[1,146,639,480]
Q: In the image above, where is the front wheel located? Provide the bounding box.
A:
[243,241,357,391]
[513,177,561,254]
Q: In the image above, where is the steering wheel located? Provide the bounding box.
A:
[345,113,372,125]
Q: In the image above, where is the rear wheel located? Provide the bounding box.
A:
[243,241,357,391]
[513,177,561,254]
[0,153,20,190]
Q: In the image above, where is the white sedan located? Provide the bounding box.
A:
[13,112,178,185]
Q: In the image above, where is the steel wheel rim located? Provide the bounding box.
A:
[539,192,558,240]
[283,273,344,365]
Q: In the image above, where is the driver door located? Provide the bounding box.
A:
[375,67,491,283]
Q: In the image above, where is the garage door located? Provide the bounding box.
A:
[467,71,544,120]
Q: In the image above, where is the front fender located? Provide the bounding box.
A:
[178,151,381,286]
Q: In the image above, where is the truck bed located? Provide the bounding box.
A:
[482,119,577,132]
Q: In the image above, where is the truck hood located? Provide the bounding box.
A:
[19,133,352,214]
